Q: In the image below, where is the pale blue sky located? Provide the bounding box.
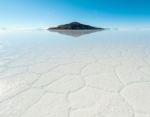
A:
[0,0,150,28]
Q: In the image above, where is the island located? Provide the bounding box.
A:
[48,22,104,30]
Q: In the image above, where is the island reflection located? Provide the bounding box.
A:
[48,29,103,37]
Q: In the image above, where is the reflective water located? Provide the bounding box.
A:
[49,29,103,37]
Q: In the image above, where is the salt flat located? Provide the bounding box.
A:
[0,30,150,117]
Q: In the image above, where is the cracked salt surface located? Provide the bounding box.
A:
[0,30,150,117]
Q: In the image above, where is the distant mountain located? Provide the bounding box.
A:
[48,22,104,30]
[1,27,7,30]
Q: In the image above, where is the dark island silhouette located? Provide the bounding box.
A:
[48,22,104,37]
[48,22,104,30]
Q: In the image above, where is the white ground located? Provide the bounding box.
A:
[0,30,150,117]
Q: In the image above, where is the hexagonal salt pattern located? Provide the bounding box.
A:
[0,30,150,117]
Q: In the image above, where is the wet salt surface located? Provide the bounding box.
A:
[0,30,150,117]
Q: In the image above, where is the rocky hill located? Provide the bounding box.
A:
[48,22,104,30]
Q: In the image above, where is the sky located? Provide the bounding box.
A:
[0,0,150,29]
